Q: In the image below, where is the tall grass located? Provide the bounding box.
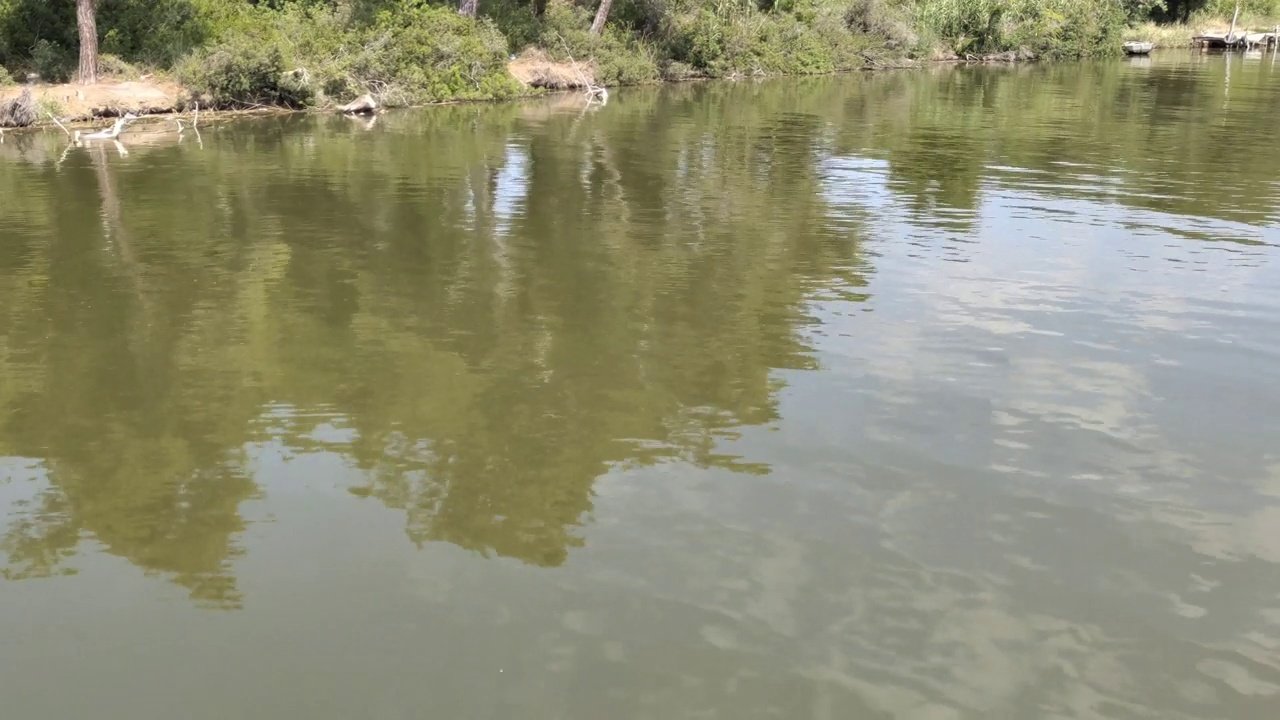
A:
[1129,3,1280,48]
[909,0,1125,57]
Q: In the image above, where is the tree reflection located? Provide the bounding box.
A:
[0,88,868,599]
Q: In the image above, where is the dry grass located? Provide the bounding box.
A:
[1130,14,1280,48]
[507,49,596,90]
[1128,22,1200,47]
[0,87,36,127]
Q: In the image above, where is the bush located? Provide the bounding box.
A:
[0,66,14,86]
[178,3,523,108]
[31,39,73,83]
[34,95,64,119]
[99,0,213,68]
[177,34,313,107]
[97,53,142,80]
[909,0,1124,56]
[848,0,920,49]
[538,2,661,85]
[485,0,543,52]
[1003,0,1124,58]
[356,5,524,103]
[662,4,870,77]
[660,59,699,81]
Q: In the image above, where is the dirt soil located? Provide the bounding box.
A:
[0,79,184,121]
[507,50,595,90]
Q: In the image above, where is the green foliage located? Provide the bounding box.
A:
[99,0,213,68]
[33,94,62,118]
[177,2,521,108]
[660,2,872,77]
[660,59,698,80]
[1122,0,1166,20]
[538,2,661,85]
[1009,0,1126,58]
[0,0,1194,105]
[178,35,314,107]
[0,65,13,86]
[97,53,141,80]
[1201,0,1280,19]
[360,5,523,103]
[848,0,921,49]
[485,0,543,52]
[910,0,1125,56]
[30,39,72,83]
[0,0,74,72]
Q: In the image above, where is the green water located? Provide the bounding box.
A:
[2,54,1280,718]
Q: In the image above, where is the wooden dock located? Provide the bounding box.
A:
[1193,30,1280,50]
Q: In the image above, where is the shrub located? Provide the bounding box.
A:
[0,66,14,86]
[34,95,64,119]
[485,0,543,53]
[178,3,523,108]
[99,0,213,68]
[660,59,700,81]
[662,4,871,77]
[355,5,524,103]
[97,53,142,80]
[177,34,313,107]
[538,2,661,85]
[848,0,920,49]
[1005,0,1125,58]
[909,0,1124,56]
[31,39,73,83]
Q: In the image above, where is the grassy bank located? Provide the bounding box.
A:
[1126,0,1280,47]
[1130,14,1280,47]
[0,0,1266,111]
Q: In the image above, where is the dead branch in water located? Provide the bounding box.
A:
[47,113,73,139]
[554,34,609,103]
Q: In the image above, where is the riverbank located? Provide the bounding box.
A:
[0,0,1132,124]
[0,80,184,123]
[2,0,1274,130]
[0,48,1032,135]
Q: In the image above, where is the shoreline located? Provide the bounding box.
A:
[0,49,1040,136]
[0,38,1249,137]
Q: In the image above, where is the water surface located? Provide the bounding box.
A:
[2,54,1280,719]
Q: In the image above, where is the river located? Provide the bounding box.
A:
[2,53,1279,719]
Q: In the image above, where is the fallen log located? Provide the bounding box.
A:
[338,94,378,115]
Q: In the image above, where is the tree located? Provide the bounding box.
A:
[590,0,612,35]
[76,0,98,84]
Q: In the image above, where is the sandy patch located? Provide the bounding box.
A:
[0,79,184,121]
[507,49,596,90]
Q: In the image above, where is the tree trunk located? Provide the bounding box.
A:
[590,0,612,35]
[459,0,478,17]
[77,0,98,85]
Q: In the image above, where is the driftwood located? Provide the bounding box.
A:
[74,113,139,144]
[0,88,37,128]
[554,37,608,103]
[338,94,378,115]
